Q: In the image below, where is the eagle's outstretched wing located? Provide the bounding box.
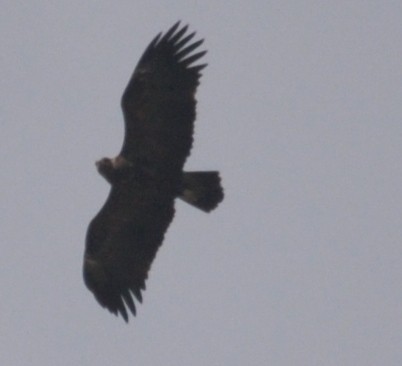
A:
[84,23,208,322]
[84,180,176,322]
[121,21,206,175]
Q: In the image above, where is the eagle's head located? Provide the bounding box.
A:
[96,156,132,184]
[96,158,114,183]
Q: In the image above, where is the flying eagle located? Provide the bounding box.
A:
[83,22,224,322]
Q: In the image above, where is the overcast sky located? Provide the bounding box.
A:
[1,1,402,365]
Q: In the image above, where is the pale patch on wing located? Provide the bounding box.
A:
[181,188,197,203]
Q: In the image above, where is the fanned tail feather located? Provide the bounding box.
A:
[179,171,224,212]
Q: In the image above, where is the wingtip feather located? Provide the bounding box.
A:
[161,21,181,43]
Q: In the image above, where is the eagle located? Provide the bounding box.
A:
[83,22,224,322]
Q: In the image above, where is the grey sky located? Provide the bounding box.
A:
[1,1,402,365]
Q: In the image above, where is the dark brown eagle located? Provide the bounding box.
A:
[83,22,224,322]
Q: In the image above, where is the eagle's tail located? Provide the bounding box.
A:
[179,171,224,212]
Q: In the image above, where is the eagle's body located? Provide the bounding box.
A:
[83,22,224,322]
